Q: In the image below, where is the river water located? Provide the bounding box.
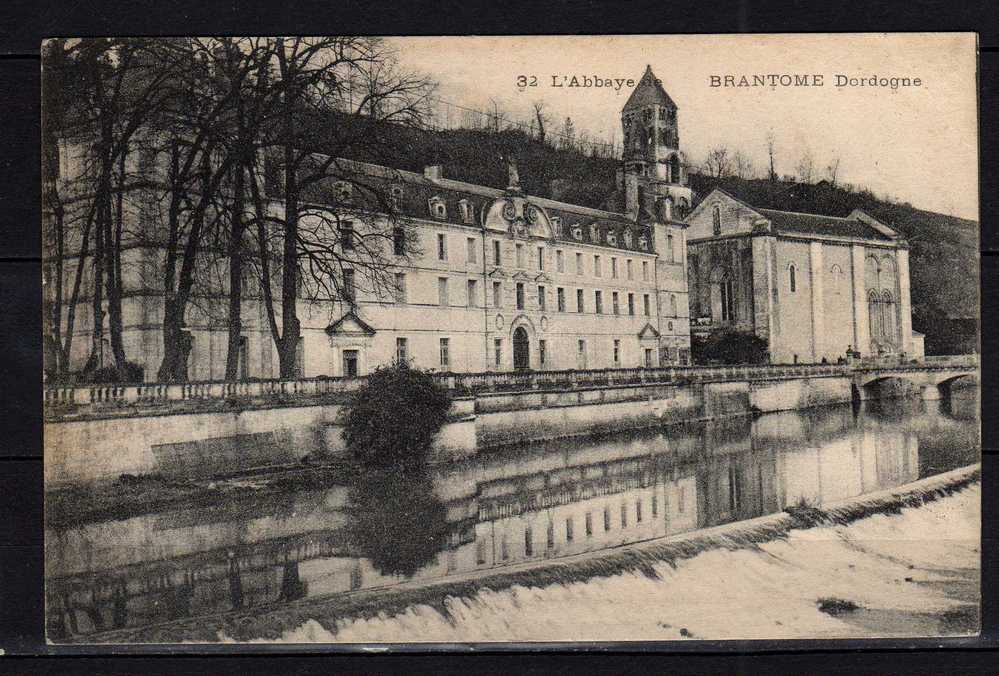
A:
[45,393,979,642]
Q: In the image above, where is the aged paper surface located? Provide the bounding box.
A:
[42,33,979,644]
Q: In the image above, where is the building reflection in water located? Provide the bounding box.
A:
[45,398,978,639]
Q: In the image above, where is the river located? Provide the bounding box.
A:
[45,392,979,642]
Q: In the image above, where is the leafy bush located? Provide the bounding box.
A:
[343,363,452,469]
[692,329,769,365]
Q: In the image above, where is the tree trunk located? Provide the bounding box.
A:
[277,138,300,379]
[107,144,129,378]
[224,149,246,380]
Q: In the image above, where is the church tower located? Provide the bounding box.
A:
[620,65,693,220]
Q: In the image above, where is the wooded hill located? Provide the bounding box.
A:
[346,125,977,355]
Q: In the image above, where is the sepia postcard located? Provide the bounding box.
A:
[41,33,980,645]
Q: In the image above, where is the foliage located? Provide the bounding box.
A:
[348,468,453,578]
[691,329,769,365]
[83,361,145,384]
[343,363,452,469]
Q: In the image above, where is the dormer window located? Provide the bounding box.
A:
[428,196,447,220]
[334,181,352,202]
[638,235,649,251]
[589,224,599,242]
[571,226,582,241]
[458,199,474,224]
[607,231,618,246]
[623,230,633,248]
[550,216,562,234]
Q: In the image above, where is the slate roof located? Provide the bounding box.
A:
[623,65,677,111]
[305,158,660,254]
[756,208,892,241]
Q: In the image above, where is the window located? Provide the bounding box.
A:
[613,339,621,366]
[493,281,502,308]
[644,348,653,367]
[557,287,566,312]
[721,275,736,321]
[565,518,574,542]
[576,252,584,275]
[713,205,721,235]
[393,227,406,256]
[493,240,502,266]
[595,290,603,314]
[476,538,487,565]
[430,197,447,220]
[578,339,587,368]
[669,294,677,317]
[341,220,354,250]
[342,269,355,302]
[494,338,503,367]
[500,534,509,560]
[438,277,449,307]
[467,237,477,263]
[643,293,651,316]
[342,349,358,378]
[585,512,593,537]
[557,250,565,273]
[394,272,407,303]
[620,503,628,528]
[539,339,547,368]
[516,243,525,268]
[627,259,633,280]
[603,506,611,531]
[652,495,658,517]
[611,257,618,278]
[594,255,602,277]
[467,279,478,307]
[396,337,408,363]
[537,246,545,270]
[612,291,620,315]
[577,289,585,313]
[667,233,674,262]
[439,338,450,369]
[459,200,473,223]
[636,499,643,523]
[789,264,797,293]
[628,293,635,316]
[537,285,546,311]
[679,486,686,512]
[516,282,525,310]
[546,522,555,549]
[525,527,533,556]
[437,233,447,261]
[642,261,649,281]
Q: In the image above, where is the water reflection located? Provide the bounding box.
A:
[45,398,979,639]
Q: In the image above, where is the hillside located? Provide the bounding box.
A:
[340,124,978,355]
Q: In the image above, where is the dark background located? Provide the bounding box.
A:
[1,0,996,671]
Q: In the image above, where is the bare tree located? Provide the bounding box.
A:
[558,117,575,150]
[795,148,815,183]
[532,101,548,146]
[825,156,841,186]
[732,150,755,179]
[766,131,777,182]
[703,145,733,178]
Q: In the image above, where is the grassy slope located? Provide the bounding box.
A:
[340,124,978,354]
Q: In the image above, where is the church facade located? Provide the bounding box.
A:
[685,188,920,364]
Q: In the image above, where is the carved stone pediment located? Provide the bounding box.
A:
[535,272,553,284]
[487,267,507,278]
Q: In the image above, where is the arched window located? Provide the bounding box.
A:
[789,264,797,293]
[882,291,896,344]
[667,232,674,262]
[721,275,735,322]
[669,155,680,183]
[868,290,882,346]
[669,294,677,317]
[712,205,721,235]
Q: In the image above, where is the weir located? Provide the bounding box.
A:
[43,357,977,486]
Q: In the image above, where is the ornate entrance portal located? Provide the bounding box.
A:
[513,326,530,370]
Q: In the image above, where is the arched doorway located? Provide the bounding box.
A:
[513,326,530,370]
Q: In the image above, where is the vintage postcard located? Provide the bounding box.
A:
[42,34,980,645]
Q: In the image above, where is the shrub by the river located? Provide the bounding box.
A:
[343,363,452,469]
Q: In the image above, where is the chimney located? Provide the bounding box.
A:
[424,165,443,180]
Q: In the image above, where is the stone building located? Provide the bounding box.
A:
[684,188,920,364]
[47,67,692,381]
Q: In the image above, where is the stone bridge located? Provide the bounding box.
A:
[850,357,979,401]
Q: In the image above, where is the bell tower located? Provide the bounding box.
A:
[621,65,692,219]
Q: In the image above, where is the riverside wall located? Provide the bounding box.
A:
[44,375,859,486]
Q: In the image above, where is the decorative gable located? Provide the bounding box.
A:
[638,322,660,339]
[326,311,376,337]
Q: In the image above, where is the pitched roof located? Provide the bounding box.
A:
[623,65,677,111]
[326,310,376,336]
[755,208,893,241]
